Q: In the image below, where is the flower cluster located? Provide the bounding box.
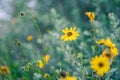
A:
[37,54,50,69]
[90,37,119,77]
[96,37,119,57]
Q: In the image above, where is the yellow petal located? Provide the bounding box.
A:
[44,54,50,64]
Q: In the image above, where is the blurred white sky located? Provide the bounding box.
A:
[0,0,37,20]
[0,0,13,20]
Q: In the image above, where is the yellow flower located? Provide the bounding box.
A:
[59,72,77,80]
[96,39,105,45]
[101,49,114,60]
[61,26,79,41]
[37,60,44,69]
[27,35,33,41]
[0,66,10,75]
[104,37,115,48]
[110,47,118,56]
[44,54,50,64]
[43,73,49,78]
[37,54,50,69]
[85,12,95,22]
[90,56,110,77]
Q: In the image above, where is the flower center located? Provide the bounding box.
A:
[1,68,7,73]
[99,62,104,67]
[106,53,111,58]
[67,32,72,36]
[60,72,66,78]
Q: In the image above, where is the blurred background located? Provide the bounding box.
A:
[0,0,120,80]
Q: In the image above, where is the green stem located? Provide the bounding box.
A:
[30,14,43,40]
[91,22,97,53]
[71,41,76,51]
[29,13,45,56]
[91,22,96,43]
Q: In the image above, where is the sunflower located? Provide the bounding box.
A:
[61,26,79,41]
[85,12,96,22]
[101,49,114,60]
[90,56,110,77]
[0,66,11,75]
[59,71,77,80]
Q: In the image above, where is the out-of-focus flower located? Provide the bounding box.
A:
[59,71,77,80]
[14,39,21,46]
[90,56,110,77]
[43,73,49,78]
[101,49,114,60]
[37,54,50,69]
[0,66,11,75]
[27,35,33,41]
[96,39,105,45]
[20,12,24,16]
[85,12,95,22]
[21,66,26,71]
[44,54,50,64]
[61,26,79,41]
[37,60,44,69]
[27,63,32,70]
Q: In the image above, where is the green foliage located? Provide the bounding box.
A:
[0,0,120,80]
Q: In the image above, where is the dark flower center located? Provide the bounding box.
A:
[99,62,104,67]
[105,53,111,58]
[67,32,72,36]
[1,68,7,73]
[60,71,66,78]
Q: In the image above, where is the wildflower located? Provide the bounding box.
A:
[59,71,77,80]
[37,60,44,69]
[43,73,49,78]
[90,56,110,77]
[104,37,115,48]
[110,47,118,56]
[37,54,50,69]
[44,54,50,64]
[96,39,105,45]
[14,39,21,46]
[101,49,114,60]
[27,63,32,70]
[85,12,95,22]
[27,35,33,41]
[20,12,24,16]
[21,66,26,71]
[61,26,79,41]
[0,66,10,75]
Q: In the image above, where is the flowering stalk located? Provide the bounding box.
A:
[91,22,97,42]
[91,22,98,53]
